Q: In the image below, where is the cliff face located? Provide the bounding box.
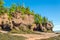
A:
[0,12,35,31]
[0,12,53,32]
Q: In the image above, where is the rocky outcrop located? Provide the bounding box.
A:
[0,12,53,32]
[0,12,35,31]
[46,22,53,31]
[39,22,53,32]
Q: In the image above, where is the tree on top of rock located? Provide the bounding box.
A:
[0,0,5,14]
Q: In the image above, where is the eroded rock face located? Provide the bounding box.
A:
[42,22,53,32]
[46,22,53,31]
[0,12,35,31]
[0,14,8,24]
[21,14,34,25]
[19,23,28,31]
[36,22,53,32]
[0,12,53,32]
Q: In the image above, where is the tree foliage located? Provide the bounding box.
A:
[43,17,48,23]
[0,0,4,14]
[34,14,43,24]
[24,7,30,15]
[16,5,21,12]
[9,4,17,13]
[0,0,4,7]
[0,0,53,27]
[21,5,25,14]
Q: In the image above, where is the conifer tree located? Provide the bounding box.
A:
[0,0,4,15]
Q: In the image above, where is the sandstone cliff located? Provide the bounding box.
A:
[0,0,54,32]
[0,12,53,32]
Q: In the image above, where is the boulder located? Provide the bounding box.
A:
[19,23,28,31]
[46,22,53,31]
[31,24,36,31]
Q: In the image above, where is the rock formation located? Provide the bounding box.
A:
[0,11,54,32]
[0,0,54,32]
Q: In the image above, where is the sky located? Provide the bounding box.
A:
[4,0,60,31]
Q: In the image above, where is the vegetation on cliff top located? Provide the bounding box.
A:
[0,0,52,22]
[0,0,48,20]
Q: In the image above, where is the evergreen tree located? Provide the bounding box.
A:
[30,10,34,15]
[0,0,4,8]
[43,17,48,23]
[21,5,25,14]
[34,14,43,24]
[43,17,48,27]
[9,4,17,13]
[16,5,21,12]
[24,7,31,15]
[8,4,17,20]
[0,0,4,15]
